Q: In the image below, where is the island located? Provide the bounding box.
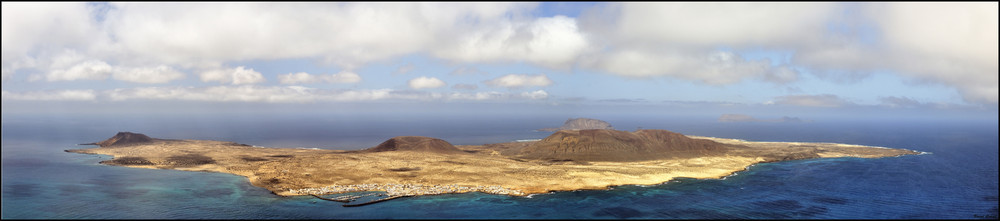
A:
[66,123,921,207]
[537,118,614,131]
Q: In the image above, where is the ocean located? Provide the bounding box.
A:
[2,112,997,219]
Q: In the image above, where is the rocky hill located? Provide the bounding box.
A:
[92,132,155,147]
[538,118,614,131]
[365,136,466,154]
[513,129,730,161]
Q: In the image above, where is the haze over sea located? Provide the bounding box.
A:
[1,112,996,219]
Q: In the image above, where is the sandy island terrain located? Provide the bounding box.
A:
[66,128,921,206]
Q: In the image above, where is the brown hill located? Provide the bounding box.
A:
[514,129,730,161]
[365,136,465,154]
[538,118,614,131]
[94,132,155,147]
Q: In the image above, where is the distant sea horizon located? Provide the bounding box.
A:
[2,113,997,219]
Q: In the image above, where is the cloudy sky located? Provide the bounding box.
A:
[2,2,997,120]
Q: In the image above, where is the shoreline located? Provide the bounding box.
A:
[66,133,922,207]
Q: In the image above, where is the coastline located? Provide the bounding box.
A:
[65,134,921,205]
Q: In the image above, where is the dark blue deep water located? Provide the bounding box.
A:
[2,113,997,219]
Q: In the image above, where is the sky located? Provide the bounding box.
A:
[1,2,997,122]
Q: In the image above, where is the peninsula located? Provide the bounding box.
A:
[66,125,921,206]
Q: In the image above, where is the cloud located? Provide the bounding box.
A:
[451,83,479,90]
[98,2,541,69]
[326,72,362,84]
[277,72,314,84]
[772,94,853,107]
[2,2,105,67]
[577,2,997,104]
[108,86,321,103]
[24,50,184,84]
[2,89,96,101]
[431,15,588,69]
[447,90,549,101]
[3,2,996,105]
[584,50,801,85]
[483,74,553,88]
[277,71,361,84]
[407,76,446,89]
[199,66,265,85]
[575,3,827,85]
[3,2,544,71]
[101,86,548,103]
[40,60,114,81]
[583,3,836,49]
[112,65,185,84]
[792,3,998,104]
[873,3,998,104]
[520,90,549,100]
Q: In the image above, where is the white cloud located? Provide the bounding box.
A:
[582,3,836,49]
[408,76,446,89]
[2,2,543,71]
[792,3,998,104]
[25,50,184,83]
[112,65,185,84]
[104,86,547,103]
[108,86,316,103]
[432,15,588,69]
[483,74,553,88]
[328,71,362,84]
[872,2,998,104]
[573,3,821,85]
[446,90,548,101]
[98,2,539,69]
[2,3,105,67]
[42,60,114,81]
[575,2,997,104]
[3,2,996,106]
[277,71,361,84]
[277,72,315,84]
[2,89,96,101]
[200,66,265,85]
[772,94,853,107]
[446,91,504,101]
[520,90,549,100]
[584,50,797,85]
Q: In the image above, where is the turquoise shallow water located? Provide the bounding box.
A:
[2,114,997,219]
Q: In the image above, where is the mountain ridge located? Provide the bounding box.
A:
[513,129,731,161]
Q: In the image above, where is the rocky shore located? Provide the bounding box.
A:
[290,183,525,197]
[67,130,921,207]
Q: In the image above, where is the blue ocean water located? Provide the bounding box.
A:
[2,113,997,219]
